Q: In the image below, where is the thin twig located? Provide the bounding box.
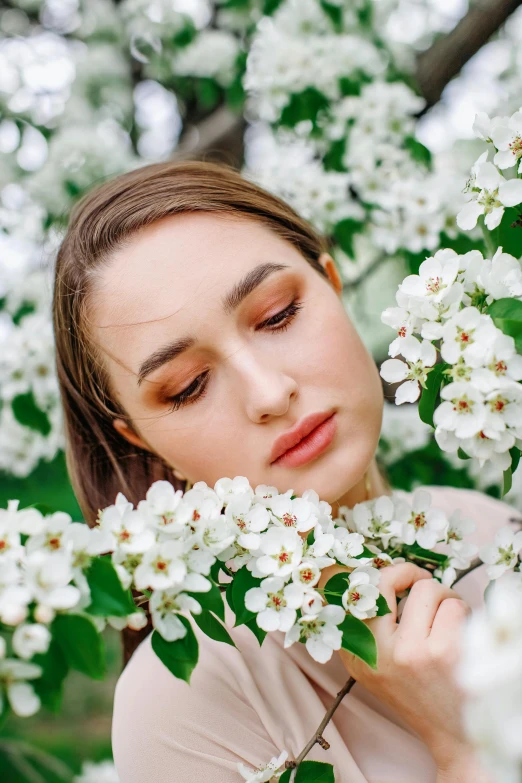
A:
[285,678,356,778]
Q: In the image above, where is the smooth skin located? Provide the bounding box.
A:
[87,211,489,781]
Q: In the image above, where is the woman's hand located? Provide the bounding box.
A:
[329,562,490,780]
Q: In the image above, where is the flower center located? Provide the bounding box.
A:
[411,512,426,529]
[426,276,443,294]
[267,591,286,611]
[282,513,297,527]
[509,135,522,158]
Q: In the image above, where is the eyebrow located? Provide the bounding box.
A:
[137,261,290,386]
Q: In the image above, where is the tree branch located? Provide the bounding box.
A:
[285,677,356,778]
[417,0,522,107]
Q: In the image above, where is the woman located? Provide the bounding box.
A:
[52,159,511,782]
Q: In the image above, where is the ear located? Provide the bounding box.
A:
[318,252,343,295]
[112,418,153,453]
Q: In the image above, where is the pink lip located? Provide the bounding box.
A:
[270,410,337,468]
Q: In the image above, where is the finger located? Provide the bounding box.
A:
[376,563,433,626]
[428,597,471,665]
[396,579,459,640]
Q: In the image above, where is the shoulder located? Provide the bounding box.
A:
[111,618,288,783]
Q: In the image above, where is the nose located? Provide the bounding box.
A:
[228,347,298,424]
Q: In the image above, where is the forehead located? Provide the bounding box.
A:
[91,211,303,330]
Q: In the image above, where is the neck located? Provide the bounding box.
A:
[330,458,390,518]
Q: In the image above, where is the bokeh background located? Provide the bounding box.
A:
[1,0,521,779]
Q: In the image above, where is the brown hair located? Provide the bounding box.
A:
[52,158,330,664]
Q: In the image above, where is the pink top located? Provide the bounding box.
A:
[111,486,520,783]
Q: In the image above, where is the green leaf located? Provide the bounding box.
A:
[193,610,236,648]
[306,529,316,546]
[280,87,329,128]
[418,363,450,428]
[457,447,471,460]
[404,136,432,169]
[231,566,263,627]
[503,466,513,496]
[280,760,336,782]
[320,0,342,30]
[488,298,522,352]
[497,206,522,258]
[323,572,350,607]
[376,594,391,616]
[333,218,364,259]
[511,446,521,474]
[188,580,225,622]
[339,613,377,669]
[151,618,199,684]
[53,614,105,679]
[32,638,69,712]
[11,391,51,436]
[245,616,267,646]
[404,542,448,564]
[84,556,136,617]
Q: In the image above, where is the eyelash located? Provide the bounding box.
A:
[166,299,303,413]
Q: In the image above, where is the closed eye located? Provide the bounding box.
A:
[166,299,303,412]
[257,299,303,332]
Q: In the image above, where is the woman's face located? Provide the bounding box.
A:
[89,212,383,503]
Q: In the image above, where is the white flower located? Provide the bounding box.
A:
[214,476,253,505]
[457,153,522,230]
[330,528,365,566]
[381,306,422,358]
[0,659,42,717]
[479,248,522,302]
[491,109,522,173]
[440,308,497,367]
[446,509,476,544]
[99,496,155,555]
[133,540,187,591]
[351,495,404,548]
[483,382,522,435]
[149,587,202,642]
[137,480,190,533]
[269,495,317,533]
[253,528,303,578]
[12,623,51,660]
[24,550,81,610]
[399,250,461,316]
[25,511,73,555]
[291,560,321,588]
[434,382,486,439]
[225,495,269,550]
[480,527,522,579]
[342,571,379,620]
[237,750,288,783]
[284,604,345,663]
[402,489,448,548]
[471,331,522,393]
[380,336,437,405]
[62,522,113,571]
[245,576,303,632]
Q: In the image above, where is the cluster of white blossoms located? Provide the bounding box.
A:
[458,575,522,783]
[1,476,477,718]
[380,107,522,473]
[381,246,522,469]
[0,498,145,717]
[457,108,522,231]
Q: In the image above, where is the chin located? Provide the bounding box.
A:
[272,432,377,505]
